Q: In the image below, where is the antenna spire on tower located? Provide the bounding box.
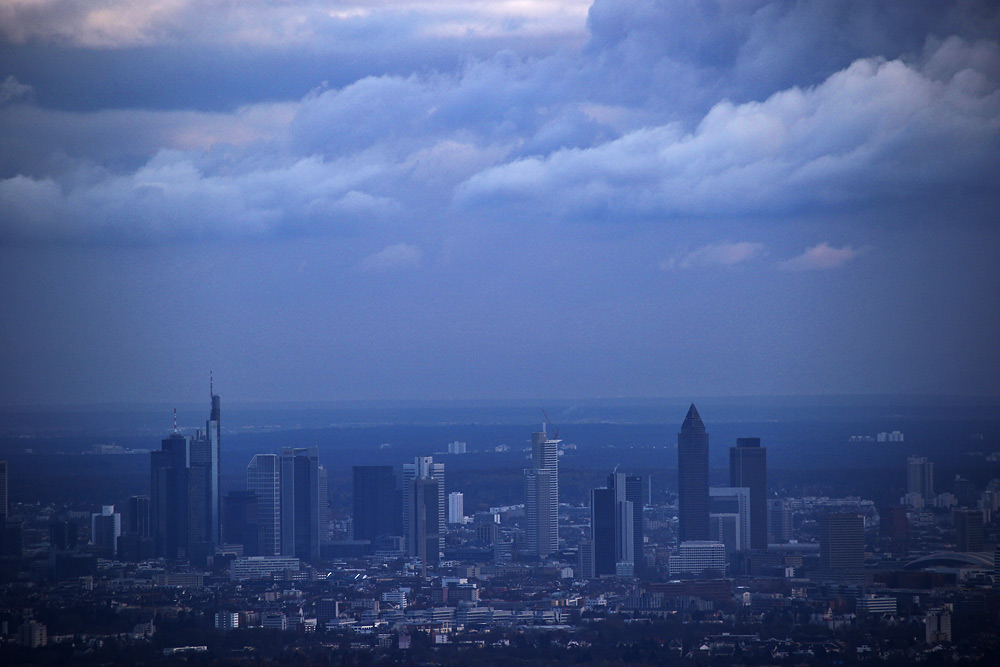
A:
[173,408,178,434]
[210,371,214,398]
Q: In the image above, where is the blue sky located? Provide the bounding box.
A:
[1,0,998,405]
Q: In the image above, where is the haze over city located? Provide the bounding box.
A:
[1,0,998,406]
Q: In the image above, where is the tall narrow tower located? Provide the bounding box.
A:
[729,437,767,550]
[525,426,560,558]
[677,404,710,542]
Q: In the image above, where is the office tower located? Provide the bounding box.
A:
[411,476,441,574]
[0,460,7,522]
[474,512,499,545]
[525,427,559,558]
[352,466,398,542]
[403,456,445,558]
[247,454,281,556]
[91,505,121,556]
[151,428,191,559]
[590,487,617,577]
[907,456,934,505]
[767,498,792,544]
[149,390,221,561]
[609,472,643,574]
[49,520,78,551]
[678,404,710,542]
[448,492,464,524]
[819,513,864,570]
[954,509,985,552]
[127,495,150,537]
[709,486,750,555]
[925,608,952,644]
[589,473,639,578]
[223,490,260,556]
[280,447,321,561]
[729,437,767,550]
[669,541,727,577]
[880,506,910,558]
[318,464,330,544]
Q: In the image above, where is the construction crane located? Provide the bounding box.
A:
[541,409,558,440]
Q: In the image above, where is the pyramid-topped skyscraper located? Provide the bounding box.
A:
[677,403,710,542]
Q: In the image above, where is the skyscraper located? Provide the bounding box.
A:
[767,498,792,544]
[879,505,909,558]
[149,389,221,561]
[907,456,934,506]
[403,457,445,560]
[448,492,464,524]
[247,454,281,556]
[150,428,191,559]
[709,486,750,555]
[954,509,985,552]
[280,447,321,561]
[608,472,643,574]
[525,427,559,558]
[819,512,864,570]
[91,505,121,557]
[729,437,767,550]
[352,466,398,542]
[677,404,710,542]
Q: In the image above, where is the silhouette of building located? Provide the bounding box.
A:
[403,457,445,559]
[729,437,767,550]
[247,454,281,556]
[280,447,321,561]
[223,490,259,556]
[907,456,934,506]
[525,427,559,558]
[127,495,150,537]
[819,513,864,570]
[410,476,441,574]
[678,404,710,542]
[352,466,399,542]
[91,505,121,556]
[767,498,792,544]
[709,486,750,555]
[954,508,985,552]
[880,505,910,558]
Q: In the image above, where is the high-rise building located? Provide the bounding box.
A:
[609,472,643,574]
[403,456,445,559]
[709,486,750,555]
[669,541,727,577]
[767,498,792,544]
[588,473,641,578]
[127,495,150,537]
[411,476,441,574]
[879,505,909,558]
[280,447,321,561]
[352,466,399,542]
[729,437,767,550]
[448,492,464,524]
[91,505,121,557]
[222,490,259,556]
[907,456,934,505]
[954,508,985,552]
[819,513,864,570]
[150,429,191,559]
[525,427,559,558]
[149,389,221,561]
[678,404,710,542]
[247,454,281,556]
[318,464,330,544]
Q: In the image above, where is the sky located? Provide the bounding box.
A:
[0,0,999,406]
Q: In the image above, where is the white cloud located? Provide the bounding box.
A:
[0,75,33,104]
[661,241,766,271]
[358,243,423,272]
[778,242,867,270]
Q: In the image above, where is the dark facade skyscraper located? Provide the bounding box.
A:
[880,505,909,558]
[525,427,560,558]
[729,437,767,550]
[819,512,864,570]
[353,466,398,542]
[955,509,985,552]
[677,404,710,542]
[590,487,617,578]
[411,476,441,575]
[403,456,445,559]
[608,472,643,574]
[149,390,222,562]
[280,447,321,561]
